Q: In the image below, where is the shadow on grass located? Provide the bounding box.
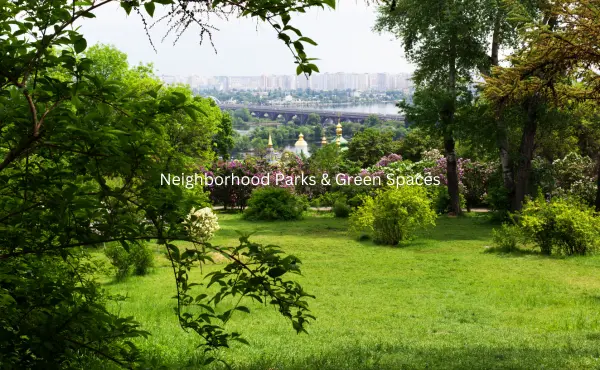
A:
[482,245,540,257]
[150,342,596,370]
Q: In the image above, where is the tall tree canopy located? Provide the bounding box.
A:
[375,0,501,214]
[483,0,600,210]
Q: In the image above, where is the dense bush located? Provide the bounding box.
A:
[333,198,351,218]
[244,187,308,221]
[348,195,375,239]
[104,242,154,279]
[491,223,524,252]
[0,254,147,368]
[428,186,466,215]
[485,179,512,220]
[493,196,600,256]
[531,153,597,206]
[350,186,436,245]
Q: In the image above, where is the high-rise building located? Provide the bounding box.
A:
[188,72,412,91]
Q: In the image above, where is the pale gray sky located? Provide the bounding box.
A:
[79,2,415,76]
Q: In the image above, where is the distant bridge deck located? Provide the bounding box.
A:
[218,104,404,123]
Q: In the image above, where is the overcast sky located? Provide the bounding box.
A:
[79,2,415,76]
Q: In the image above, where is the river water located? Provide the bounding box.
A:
[314,103,401,115]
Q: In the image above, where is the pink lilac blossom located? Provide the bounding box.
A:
[375,153,403,167]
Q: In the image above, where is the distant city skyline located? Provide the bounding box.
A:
[160,72,414,93]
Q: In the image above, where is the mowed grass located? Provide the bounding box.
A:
[98,213,600,369]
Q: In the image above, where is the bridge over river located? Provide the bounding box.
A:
[217,103,404,124]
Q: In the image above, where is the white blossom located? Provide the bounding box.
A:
[183,207,220,242]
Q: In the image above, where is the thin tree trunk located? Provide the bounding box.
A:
[488,3,517,208]
[445,38,461,215]
[490,6,502,68]
[512,98,538,212]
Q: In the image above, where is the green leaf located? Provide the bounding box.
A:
[144,2,155,17]
[183,105,197,120]
[323,0,336,9]
[121,2,133,15]
[235,306,250,313]
[73,37,87,53]
[307,63,320,73]
[79,11,96,18]
[267,267,286,278]
[278,33,291,44]
[299,36,317,46]
[120,240,131,252]
[283,25,302,36]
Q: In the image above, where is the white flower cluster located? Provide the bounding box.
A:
[183,207,220,242]
[421,149,444,162]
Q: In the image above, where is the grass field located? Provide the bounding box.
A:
[98,213,600,369]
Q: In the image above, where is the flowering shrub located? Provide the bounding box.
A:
[206,160,258,210]
[375,153,403,167]
[532,153,597,206]
[461,159,497,210]
[183,207,220,243]
[424,156,496,210]
[421,149,444,162]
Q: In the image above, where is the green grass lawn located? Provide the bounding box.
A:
[99,213,600,369]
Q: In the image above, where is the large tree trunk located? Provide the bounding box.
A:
[512,98,538,212]
[445,136,462,215]
[595,155,600,212]
[445,38,462,215]
[496,112,515,201]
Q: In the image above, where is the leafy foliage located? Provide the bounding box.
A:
[332,198,351,218]
[0,253,150,368]
[350,187,436,245]
[244,187,308,221]
[491,223,524,253]
[495,196,600,256]
[346,128,394,168]
[0,0,324,365]
[104,242,155,279]
[519,196,600,256]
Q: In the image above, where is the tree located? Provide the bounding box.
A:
[306,112,321,126]
[0,0,344,366]
[234,107,252,122]
[394,127,443,162]
[214,112,235,159]
[309,143,345,175]
[375,0,495,214]
[233,132,252,155]
[364,114,381,127]
[346,128,394,168]
[483,0,600,210]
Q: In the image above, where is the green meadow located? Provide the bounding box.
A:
[98,213,600,369]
